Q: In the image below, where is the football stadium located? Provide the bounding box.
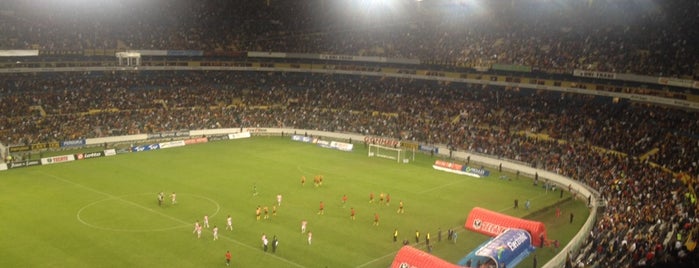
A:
[0,1,697,268]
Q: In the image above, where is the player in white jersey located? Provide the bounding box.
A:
[193,220,200,234]
[203,215,210,228]
[196,224,203,239]
[276,194,282,207]
[171,192,177,205]
[261,233,268,251]
[226,215,233,230]
[158,192,164,207]
[307,231,313,245]
[301,220,308,233]
[212,226,219,240]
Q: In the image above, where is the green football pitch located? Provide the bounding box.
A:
[0,137,588,267]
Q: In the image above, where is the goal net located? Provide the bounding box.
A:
[368,144,409,163]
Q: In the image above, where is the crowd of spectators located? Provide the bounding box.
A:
[1,0,698,267]
[0,0,697,78]
[1,71,698,268]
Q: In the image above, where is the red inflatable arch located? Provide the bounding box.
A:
[464,207,547,247]
[390,246,462,268]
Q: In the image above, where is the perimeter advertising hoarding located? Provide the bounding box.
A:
[131,143,160,152]
[316,140,331,148]
[291,135,314,143]
[184,137,208,145]
[228,132,252,140]
[292,135,353,151]
[8,160,41,169]
[75,151,104,160]
[329,141,353,152]
[433,160,490,178]
[40,154,76,165]
[159,140,186,149]
[104,149,117,156]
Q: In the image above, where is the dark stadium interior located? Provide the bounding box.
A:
[1,0,698,267]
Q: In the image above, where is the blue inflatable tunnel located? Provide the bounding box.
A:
[468,228,536,268]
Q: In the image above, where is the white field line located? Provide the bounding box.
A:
[75,192,220,232]
[38,171,306,268]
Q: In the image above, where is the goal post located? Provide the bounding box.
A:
[368,144,409,163]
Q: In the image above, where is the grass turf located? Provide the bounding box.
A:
[0,136,588,267]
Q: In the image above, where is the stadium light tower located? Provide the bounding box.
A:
[334,0,415,23]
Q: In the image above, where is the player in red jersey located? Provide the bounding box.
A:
[225,250,232,266]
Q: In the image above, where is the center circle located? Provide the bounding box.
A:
[77,193,220,232]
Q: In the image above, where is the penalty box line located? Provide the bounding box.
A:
[37,171,307,268]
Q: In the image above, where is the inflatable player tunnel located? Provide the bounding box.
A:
[464,207,547,247]
[459,228,537,268]
[390,246,462,268]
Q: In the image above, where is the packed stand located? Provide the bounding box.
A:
[1,74,698,268]
[0,0,697,78]
[1,1,698,267]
